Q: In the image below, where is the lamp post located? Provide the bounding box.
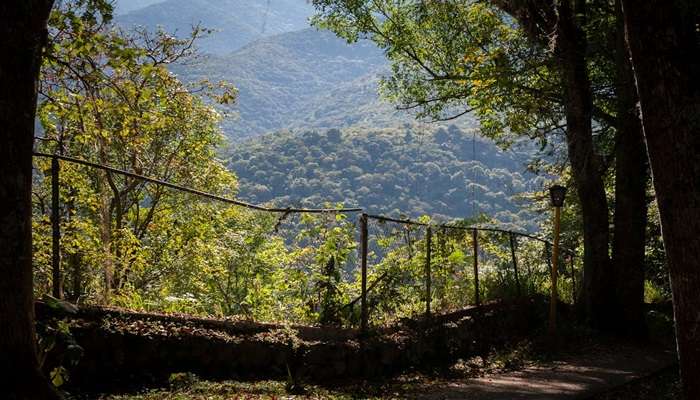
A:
[548,185,566,337]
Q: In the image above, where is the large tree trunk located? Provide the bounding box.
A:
[610,0,648,336]
[65,194,84,302]
[620,1,700,398]
[555,0,614,329]
[0,1,60,399]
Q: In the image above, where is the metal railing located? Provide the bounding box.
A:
[35,152,578,334]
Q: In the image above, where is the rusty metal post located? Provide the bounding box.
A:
[570,255,576,306]
[51,156,62,299]
[360,213,368,335]
[549,206,561,336]
[509,233,521,297]
[472,228,480,306]
[425,226,432,317]
[438,227,446,267]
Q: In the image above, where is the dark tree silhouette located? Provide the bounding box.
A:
[0,1,60,399]
[611,0,648,336]
[620,1,700,398]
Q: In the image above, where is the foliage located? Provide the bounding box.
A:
[29,0,600,333]
[229,125,549,232]
[34,5,368,324]
[310,0,671,313]
[34,0,237,304]
[310,1,563,146]
[36,295,83,389]
[644,196,669,296]
[362,216,569,323]
[98,378,383,400]
[309,0,624,157]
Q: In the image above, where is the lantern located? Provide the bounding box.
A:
[549,185,567,207]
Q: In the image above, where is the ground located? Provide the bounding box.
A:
[590,367,681,400]
[79,337,676,400]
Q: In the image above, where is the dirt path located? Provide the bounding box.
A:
[406,343,676,400]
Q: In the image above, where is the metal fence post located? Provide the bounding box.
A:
[472,228,480,306]
[360,213,368,335]
[509,233,521,297]
[549,206,561,336]
[425,226,432,317]
[570,255,577,306]
[51,156,62,299]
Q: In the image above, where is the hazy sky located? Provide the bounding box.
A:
[114,0,167,15]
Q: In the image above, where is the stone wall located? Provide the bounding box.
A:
[36,299,545,392]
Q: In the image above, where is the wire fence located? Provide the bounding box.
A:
[33,152,579,333]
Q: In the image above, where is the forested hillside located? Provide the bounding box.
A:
[173,28,415,140]
[117,0,312,54]
[229,125,545,230]
[119,3,482,142]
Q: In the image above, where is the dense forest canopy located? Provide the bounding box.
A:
[229,124,549,231]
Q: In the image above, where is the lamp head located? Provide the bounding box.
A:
[549,185,567,207]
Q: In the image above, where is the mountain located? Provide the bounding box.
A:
[116,3,542,229]
[174,28,419,140]
[228,125,545,230]
[117,0,313,54]
[118,3,475,142]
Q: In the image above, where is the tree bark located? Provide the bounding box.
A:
[0,1,61,399]
[554,0,614,328]
[610,0,648,336]
[620,1,700,398]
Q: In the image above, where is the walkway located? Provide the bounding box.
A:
[408,342,676,399]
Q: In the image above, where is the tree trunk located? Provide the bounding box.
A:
[0,1,60,399]
[555,0,614,329]
[114,194,124,290]
[65,193,83,302]
[611,0,648,336]
[620,1,700,398]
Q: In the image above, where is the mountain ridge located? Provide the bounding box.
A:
[173,28,407,140]
[117,0,313,54]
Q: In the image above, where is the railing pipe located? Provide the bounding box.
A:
[34,152,362,214]
[365,213,575,257]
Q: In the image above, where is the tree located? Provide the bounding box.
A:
[620,1,700,397]
[610,0,647,336]
[37,3,236,301]
[0,1,61,398]
[311,0,648,329]
[545,0,612,328]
